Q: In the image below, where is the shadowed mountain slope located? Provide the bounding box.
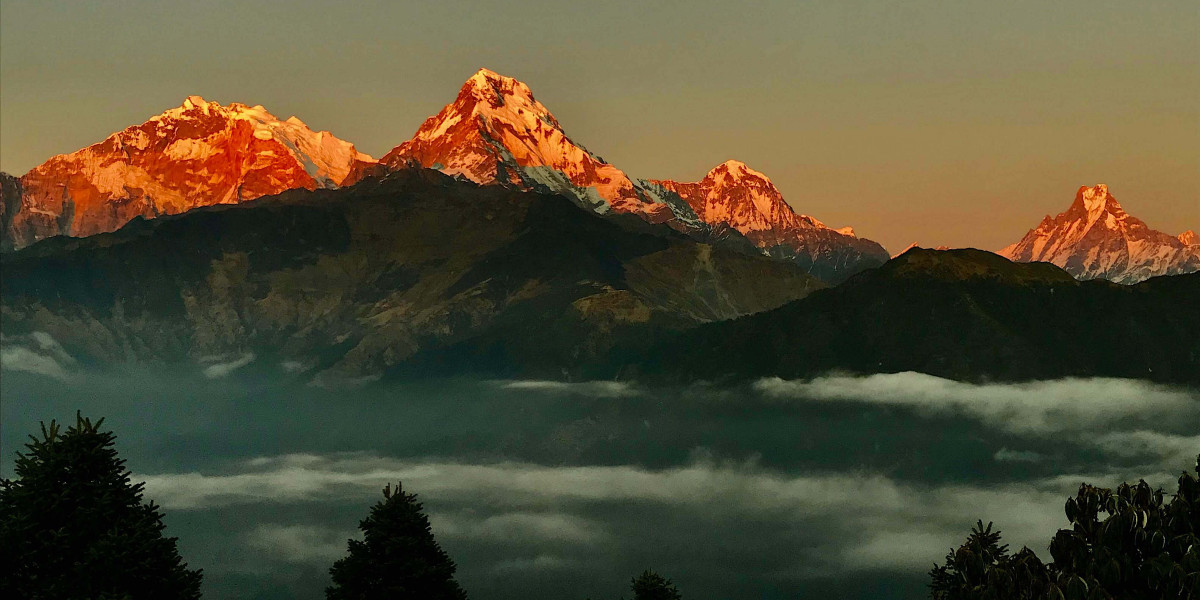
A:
[627,248,1199,384]
[1,169,823,383]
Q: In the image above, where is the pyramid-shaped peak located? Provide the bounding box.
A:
[181,95,213,110]
[469,67,509,82]
[1080,183,1109,197]
[706,160,772,184]
[1076,183,1115,213]
[462,68,536,101]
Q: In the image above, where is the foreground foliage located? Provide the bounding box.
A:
[327,482,468,600]
[931,455,1200,599]
[631,570,683,600]
[0,413,202,599]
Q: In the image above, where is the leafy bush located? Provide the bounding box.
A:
[931,454,1200,599]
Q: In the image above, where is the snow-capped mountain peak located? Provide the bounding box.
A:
[999,184,1199,283]
[1178,230,1198,247]
[463,68,539,105]
[3,97,375,250]
[650,160,889,279]
[381,69,682,223]
[182,95,209,111]
[709,159,768,183]
[376,68,889,281]
[656,159,840,237]
[1079,183,1110,213]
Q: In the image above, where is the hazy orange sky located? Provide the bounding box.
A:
[1,0,1196,253]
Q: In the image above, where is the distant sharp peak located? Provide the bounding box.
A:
[999,183,1199,283]
[892,243,952,258]
[383,67,681,222]
[448,68,557,126]
[704,159,773,184]
[893,242,921,258]
[405,67,570,157]
[658,159,777,194]
[1072,183,1122,216]
[181,95,210,110]
[463,68,537,101]
[1022,183,1131,236]
[1179,230,1198,246]
[376,68,888,280]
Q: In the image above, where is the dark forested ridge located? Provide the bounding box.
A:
[628,248,1200,384]
[3,170,1197,384]
[0,169,822,382]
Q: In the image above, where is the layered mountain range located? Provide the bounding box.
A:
[4,186,1194,384]
[0,68,1197,389]
[5,69,1193,286]
[1,97,374,250]
[634,247,1199,384]
[1,69,890,281]
[999,184,1199,284]
[1,170,824,383]
[370,68,889,281]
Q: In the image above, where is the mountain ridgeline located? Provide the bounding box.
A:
[0,169,824,384]
[631,248,1199,384]
[1000,184,1199,284]
[1,68,1197,386]
[1,97,373,252]
[0,69,890,282]
[3,169,1197,385]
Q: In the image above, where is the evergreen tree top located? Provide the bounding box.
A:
[0,412,203,600]
[631,570,683,600]
[327,481,467,600]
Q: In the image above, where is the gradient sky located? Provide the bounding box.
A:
[2,0,1196,253]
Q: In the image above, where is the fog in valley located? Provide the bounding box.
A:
[3,337,1197,599]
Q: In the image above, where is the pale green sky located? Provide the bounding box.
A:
[1,0,1196,252]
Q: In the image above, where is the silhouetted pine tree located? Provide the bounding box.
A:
[0,413,202,599]
[631,569,683,600]
[327,481,467,600]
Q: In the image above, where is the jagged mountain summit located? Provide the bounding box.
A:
[1,96,375,250]
[999,184,1199,284]
[374,68,693,227]
[373,68,887,281]
[1,169,824,383]
[648,160,889,279]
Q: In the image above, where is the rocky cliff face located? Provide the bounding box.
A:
[999,184,1199,284]
[2,97,374,250]
[1,169,823,383]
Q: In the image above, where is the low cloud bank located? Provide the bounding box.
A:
[497,380,640,398]
[245,524,353,563]
[139,452,1140,575]
[1091,431,1200,472]
[0,331,77,381]
[200,352,256,379]
[754,372,1198,435]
